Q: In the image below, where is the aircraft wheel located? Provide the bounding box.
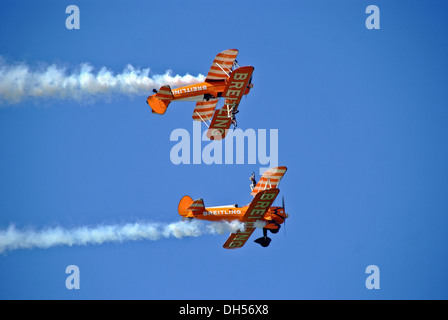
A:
[269,224,281,234]
[254,236,272,247]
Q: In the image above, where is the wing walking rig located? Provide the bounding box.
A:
[177,166,288,249]
[146,49,254,140]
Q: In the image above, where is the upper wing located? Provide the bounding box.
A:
[206,66,254,140]
[192,99,218,122]
[205,49,239,81]
[223,188,280,249]
[251,166,287,196]
[221,66,254,105]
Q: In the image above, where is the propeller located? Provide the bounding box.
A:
[282,196,287,236]
[254,194,287,248]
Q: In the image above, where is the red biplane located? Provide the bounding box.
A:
[146,49,254,140]
[178,166,288,249]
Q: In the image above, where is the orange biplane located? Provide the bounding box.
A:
[178,166,288,249]
[146,49,254,140]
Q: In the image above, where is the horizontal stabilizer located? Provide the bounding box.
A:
[155,85,174,100]
[178,195,206,218]
[188,198,205,212]
[146,85,174,115]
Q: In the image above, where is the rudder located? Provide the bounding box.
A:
[146,85,174,115]
[178,195,194,218]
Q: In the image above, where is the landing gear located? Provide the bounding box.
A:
[254,228,272,248]
[268,224,281,234]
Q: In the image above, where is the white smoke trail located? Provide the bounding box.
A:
[0,220,246,254]
[0,57,205,104]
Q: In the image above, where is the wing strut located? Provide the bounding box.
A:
[195,111,210,128]
[215,62,231,78]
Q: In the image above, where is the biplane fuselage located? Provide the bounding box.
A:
[168,79,251,102]
[178,166,289,249]
[192,205,288,230]
[146,49,253,140]
[148,74,252,109]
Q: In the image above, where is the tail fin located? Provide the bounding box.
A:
[178,195,206,218]
[178,195,194,218]
[146,85,174,115]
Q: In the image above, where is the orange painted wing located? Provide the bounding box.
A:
[206,66,254,140]
[222,226,257,250]
[251,166,287,197]
[223,188,280,249]
[192,99,218,122]
[206,49,239,81]
[205,105,232,140]
[221,66,254,105]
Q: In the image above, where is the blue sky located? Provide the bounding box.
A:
[1,0,448,299]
